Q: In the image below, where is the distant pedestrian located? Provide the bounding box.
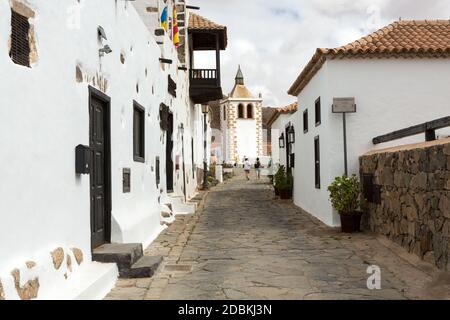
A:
[244,158,251,180]
[255,158,262,180]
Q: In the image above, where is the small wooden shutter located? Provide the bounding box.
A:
[123,168,131,193]
[9,10,31,67]
[156,157,160,186]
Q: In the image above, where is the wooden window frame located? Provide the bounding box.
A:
[133,101,145,163]
[123,168,131,193]
[303,109,308,133]
[315,97,321,126]
[314,135,320,189]
[9,9,31,67]
[155,157,160,186]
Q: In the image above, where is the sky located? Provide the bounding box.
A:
[192,0,450,107]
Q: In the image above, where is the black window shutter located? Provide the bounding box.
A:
[9,10,31,67]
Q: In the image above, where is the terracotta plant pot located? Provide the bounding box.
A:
[279,189,292,200]
[339,211,363,233]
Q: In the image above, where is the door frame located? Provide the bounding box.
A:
[88,85,112,249]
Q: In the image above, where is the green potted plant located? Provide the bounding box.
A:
[327,174,363,233]
[279,171,293,199]
[273,166,286,196]
[275,167,293,199]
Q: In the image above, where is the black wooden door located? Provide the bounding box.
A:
[90,96,109,248]
[285,126,291,170]
[166,113,174,192]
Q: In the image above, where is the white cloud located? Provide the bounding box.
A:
[194,0,450,106]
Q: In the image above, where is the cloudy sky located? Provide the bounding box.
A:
[193,0,450,107]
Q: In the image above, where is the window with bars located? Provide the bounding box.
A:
[133,102,145,162]
[9,9,31,67]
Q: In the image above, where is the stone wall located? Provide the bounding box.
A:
[360,140,450,270]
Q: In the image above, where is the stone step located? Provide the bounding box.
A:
[121,256,163,279]
[92,243,143,271]
[167,196,197,214]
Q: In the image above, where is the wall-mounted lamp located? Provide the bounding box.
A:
[99,45,112,57]
[179,123,184,135]
[279,133,285,149]
[287,126,295,144]
[202,105,210,114]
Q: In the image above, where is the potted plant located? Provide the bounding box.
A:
[275,167,293,199]
[273,166,285,196]
[279,172,293,199]
[327,174,363,233]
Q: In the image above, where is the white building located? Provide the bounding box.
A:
[268,102,298,170]
[220,66,264,164]
[288,20,450,226]
[0,0,226,300]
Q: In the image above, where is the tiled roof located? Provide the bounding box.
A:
[288,20,450,96]
[188,13,226,31]
[266,102,298,127]
[277,102,298,114]
[262,107,278,129]
[230,84,255,99]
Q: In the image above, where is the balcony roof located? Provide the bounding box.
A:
[188,13,227,50]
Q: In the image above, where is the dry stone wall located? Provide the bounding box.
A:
[360,141,450,270]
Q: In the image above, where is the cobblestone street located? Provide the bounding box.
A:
[106,172,450,300]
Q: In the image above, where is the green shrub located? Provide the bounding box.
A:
[274,166,293,191]
[327,175,362,214]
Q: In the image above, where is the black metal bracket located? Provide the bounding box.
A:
[159,58,173,64]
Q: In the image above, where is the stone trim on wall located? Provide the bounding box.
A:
[360,141,450,270]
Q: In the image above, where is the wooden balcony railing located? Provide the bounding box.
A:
[190,68,217,80]
[189,68,222,103]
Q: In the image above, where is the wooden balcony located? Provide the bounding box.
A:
[190,68,223,104]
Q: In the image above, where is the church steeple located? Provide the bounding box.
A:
[235,65,244,85]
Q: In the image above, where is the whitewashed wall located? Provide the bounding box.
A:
[0,0,200,299]
[270,113,294,168]
[236,119,258,161]
[293,58,450,226]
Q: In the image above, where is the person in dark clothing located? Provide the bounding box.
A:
[255,158,262,180]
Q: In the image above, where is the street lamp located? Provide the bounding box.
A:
[279,133,285,149]
[287,126,295,144]
[179,123,186,202]
[202,105,209,190]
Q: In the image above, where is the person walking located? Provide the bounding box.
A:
[243,158,251,180]
[255,158,262,180]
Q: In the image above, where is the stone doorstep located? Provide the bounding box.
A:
[92,243,143,270]
[121,256,163,279]
[93,243,163,279]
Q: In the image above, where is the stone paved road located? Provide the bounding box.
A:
[106,171,450,300]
